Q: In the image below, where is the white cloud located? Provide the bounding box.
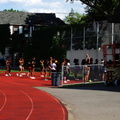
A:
[0,0,42,5]
[2,0,25,2]
[23,0,43,6]
[47,2,62,8]
[0,0,86,19]
[28,8,67,19]
[0,0,8,3]
[10,0,25,2]
[25,1,62,9]
[28,8,53,13]
[4,0,62,8]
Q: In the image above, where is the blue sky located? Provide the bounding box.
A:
[0,0,86,19]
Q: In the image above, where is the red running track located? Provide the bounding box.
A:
[0,71,68,120]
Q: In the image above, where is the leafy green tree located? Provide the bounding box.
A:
[63,10,89,50]
[66,0,119,20]
[63,9,87,25]
[65,0,120,50]
[24,26,66,65]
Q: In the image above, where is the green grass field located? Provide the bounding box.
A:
[0,69,28,72]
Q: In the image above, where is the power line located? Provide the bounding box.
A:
[55,12,69,14]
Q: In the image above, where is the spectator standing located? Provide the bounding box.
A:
[84,54,91,82]
[73,58,80,80]
[51,59,57,72]
[89,58,94,81]
[100,59,105,81]
[62,59,67,83]
[47,57,53,78]
[66,59,71,81]
[84,65,90,82]
[94,59,99,64]
[40,60,45,77]
[94,59,99,81]
[81,59,86,65]
[86,54,90,64]
[44,60,51,81]
[49,57,53,66]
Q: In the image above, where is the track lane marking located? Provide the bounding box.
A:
[20,90,34,120]
[0,90,7,112]
[41,90,67,120]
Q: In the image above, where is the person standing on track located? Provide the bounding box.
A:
[40,60,45,77]
[44,60,50,81]
[30,57,36,79]
[27,61,32,77]
[16,58,25,77]
[5,58,12,76]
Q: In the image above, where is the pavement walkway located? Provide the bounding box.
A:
[37,84,120,120]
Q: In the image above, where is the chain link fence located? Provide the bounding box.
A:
[60,64,105,86]
[64,21,120,50]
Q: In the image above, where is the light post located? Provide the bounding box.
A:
[111,23,114,44]
[69,8,74,50]
[83,26,85,49]
[70,26,73,50]
[96,22,99,49]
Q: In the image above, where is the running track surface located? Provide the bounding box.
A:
[0,71,68,120]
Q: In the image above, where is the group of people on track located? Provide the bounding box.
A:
[4,54,105,82]
[5,57,37,79]
[4,56,61,80]
[4,54,92,82]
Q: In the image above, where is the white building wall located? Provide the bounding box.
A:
[66,49,118,65]
[10,26,13,34]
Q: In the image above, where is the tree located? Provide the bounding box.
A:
[3,8,25,12]
[66,0,119,20]
[63,9,87,25]
[63,9,91,50]
[23,26,67,65]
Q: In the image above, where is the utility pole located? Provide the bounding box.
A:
[96,22,99,49]
[69,8,74,50]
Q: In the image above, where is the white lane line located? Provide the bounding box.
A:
[20,90,34,120]
[0,90,7,112]
[42,91,66,120]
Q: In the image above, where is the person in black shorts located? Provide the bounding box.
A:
[5,58,12,76]
[16,58,25,77]
[27,61,32,77]
[30,57,36,79]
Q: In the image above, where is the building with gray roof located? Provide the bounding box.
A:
[0,11,65,35]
